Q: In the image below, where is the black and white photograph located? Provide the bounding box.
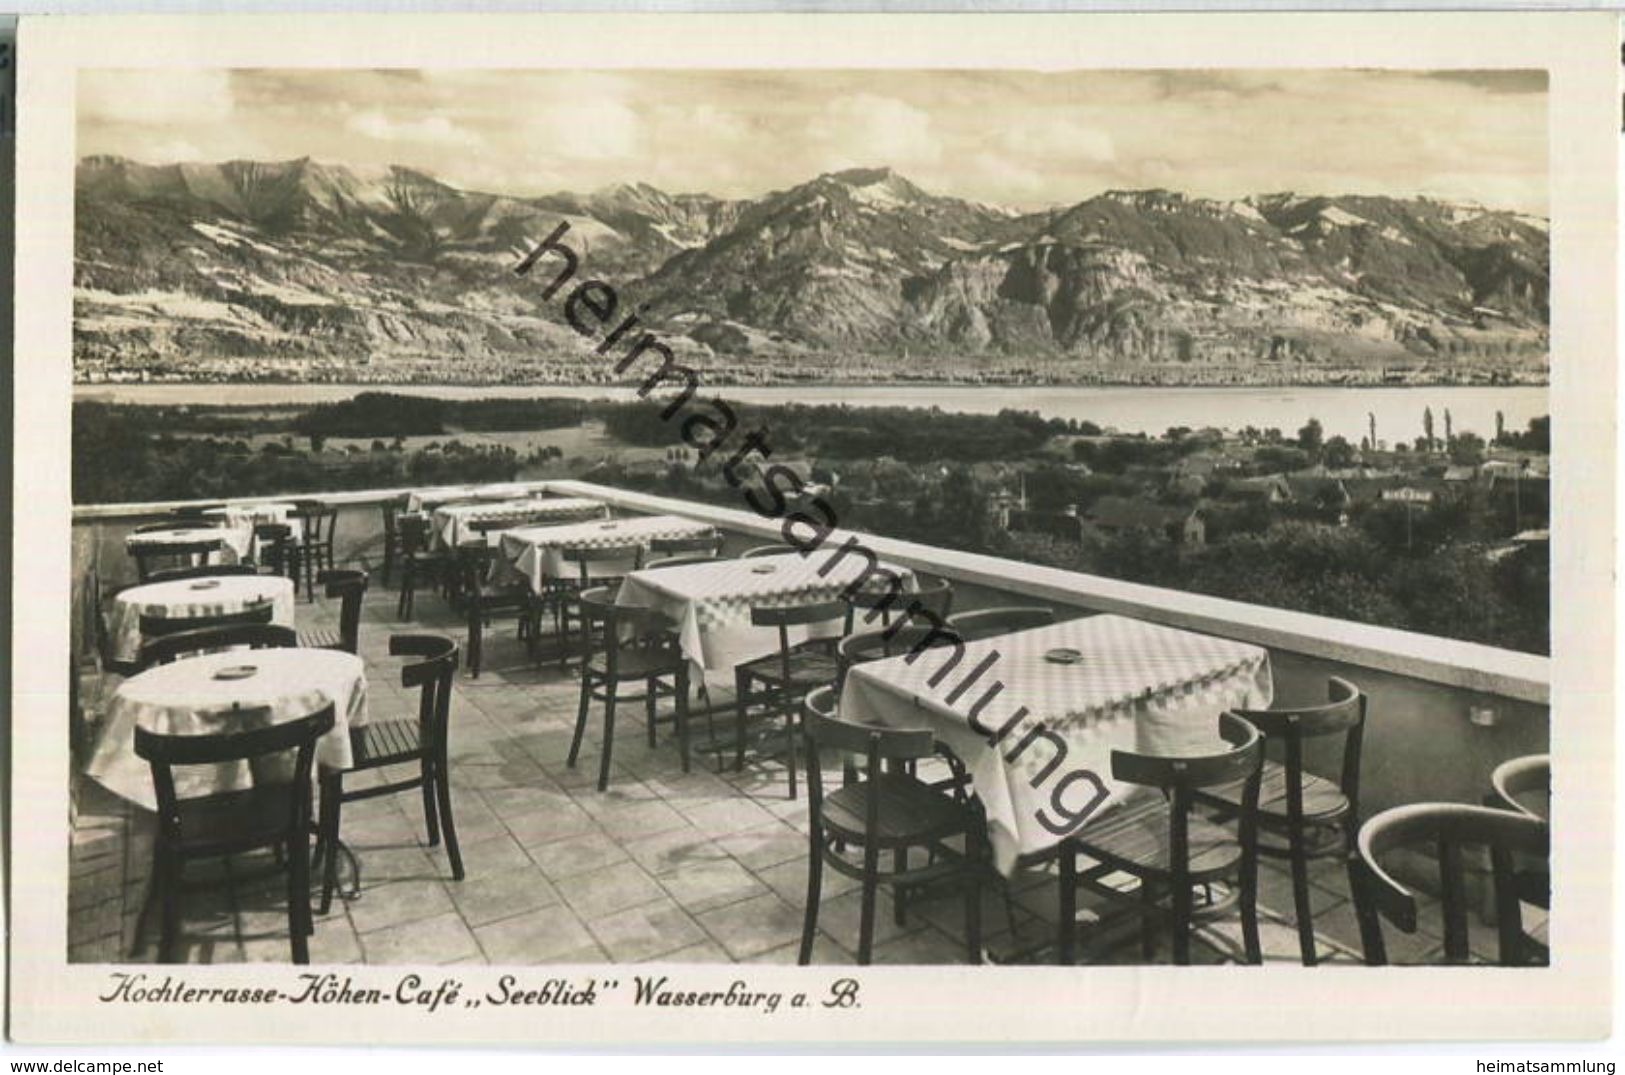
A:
[10,10,1616,1047]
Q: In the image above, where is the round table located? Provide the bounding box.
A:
[107,575,296,665]
[85,647,369,812]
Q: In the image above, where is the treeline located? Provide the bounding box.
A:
[598,398,1080,463]
[72,404,519,503]
[292,393,587,438]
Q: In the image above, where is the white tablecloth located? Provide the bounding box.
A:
[126,525,253,566]
[406,483,539,513]
[431,497,607,548]
[615,551,917,677]
[86,648,369,811]
[498,515,718,595]
[203,503,303,560]
[107,575,297,664]
[838,615,1274,873]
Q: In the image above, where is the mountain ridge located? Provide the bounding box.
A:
[73,155,1549,385]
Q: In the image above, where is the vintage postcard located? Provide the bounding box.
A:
[8,11,1616,1045]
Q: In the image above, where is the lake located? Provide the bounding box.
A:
[74,382,1548,447]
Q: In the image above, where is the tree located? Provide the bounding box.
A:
[1444,409,1453,446]
[1450,432,1486,466]
[1323,435,1356,468]
[308,433,326,453]
[1423,407,1435,451]
[1495,410,1506,443]
[1296,418,1324,461]
[1368,412,1377,452]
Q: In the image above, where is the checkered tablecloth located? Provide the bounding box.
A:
[431,497,607,548]
[86,647,368,812]
[497,514,718,594]
[615,551,917,678]
[106,575,297,664]
[839,615,1273,873]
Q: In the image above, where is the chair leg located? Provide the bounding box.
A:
[1288,827,1318,966]
[421,760,441,847]
[857,873,880,966]
[1171,880,1193,966]
[733,669,750,772]
[798,836,824,965]
[675,667,692,774]
[963,831,983,965]
[1140,879,1158,961]
[784,699,798,801]
[319,775,342,916]
[1240,865,1262,965]
[645,685,658,749]
[1057,845,1076,966]
[567,676,593,769]
[468,615,483,678]
[597,683,618,792]
[289,828,311,964]
[158,853,181,964]
[435,761,464,882]
[894,850,907,926]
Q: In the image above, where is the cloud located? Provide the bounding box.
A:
[810,93,942,169]
[997,116,1115,164]
[346,109,480,147]
[79,69,234,126]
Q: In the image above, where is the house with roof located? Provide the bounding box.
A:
[1223,474,1293,504]
[1083,496,1206,545]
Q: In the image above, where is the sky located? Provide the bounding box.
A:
[76,68,1549,214]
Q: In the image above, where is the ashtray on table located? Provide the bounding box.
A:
[212,665,259,681]
[1044,648,1084,665]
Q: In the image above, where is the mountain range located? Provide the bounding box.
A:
[73,155,1550,385]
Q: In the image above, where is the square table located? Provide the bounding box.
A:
[615,551,918,678]
[497,514,719,595]
[838,614,1273,873]
[85,647,369,812]
[406,482,539,513]
[431,496,607,548]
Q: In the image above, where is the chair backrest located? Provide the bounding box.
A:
[293,502,338,546]
[641,554,718,571]
[1233,675,1367,820]
[742,544,797,559]
[170,503,226,519]
[254,523,294,574]
[945,606,1055,642]
[836,622,963,691]
[135,703,334,843]
[139,600,276,639]
[382,494,409,537]
[398,513,433,554]
[145,563,261,584]
[129,538,226,582]
[575,587,673,676]
[752,598,847,686]
[138,622,296,670]
[1490,753,1550,822]
[649,532,722,557]
[843,576,953,633]
[1110,712,1265,889]
[563,543,643,585]
[802,686,941,840]
[1354,802,1550,966]
[390,634,459,751]
[318,569,370,654]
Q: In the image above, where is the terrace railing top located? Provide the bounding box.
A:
[71,477,1549,705]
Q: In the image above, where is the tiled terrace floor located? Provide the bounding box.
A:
[70,581,1538,967]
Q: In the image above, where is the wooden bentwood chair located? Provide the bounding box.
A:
[733,597,846,799]
[1057,712,1265,966]
[297,570,369,654]
[798,687,984,965]
[318,635,464,913]
[1353,803,1550,966]
[134,703,334,964]
[565,587,692,792]
[138,623,296,671]
[1193,676,1367,966]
